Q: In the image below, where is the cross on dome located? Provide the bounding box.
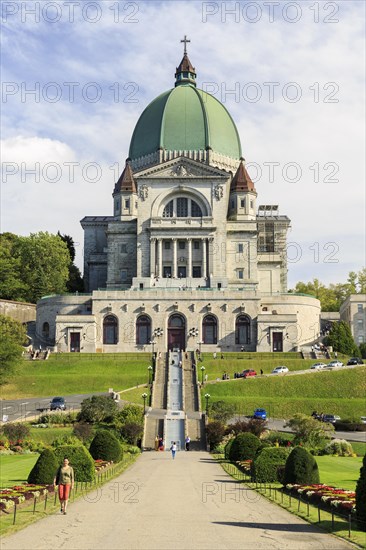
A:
[181,35,190,55]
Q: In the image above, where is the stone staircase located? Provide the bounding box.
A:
[183,355,199,412]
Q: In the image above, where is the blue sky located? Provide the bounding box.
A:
[1,0,365,287]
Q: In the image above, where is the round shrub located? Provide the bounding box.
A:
[356,454,366,531]
[252,447,290,483]
[324,439,354,457]
[229,433,261,462]
[53,444,95,482]
[283,446,320,485]
[28,448,58,484]
[89,430,122,463]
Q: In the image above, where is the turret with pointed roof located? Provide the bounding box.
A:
[228,159,257,221]
[113,159,137,220]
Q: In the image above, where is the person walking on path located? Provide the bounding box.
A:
[170,442,177,459]
[185,436,191,451]
[54,457,74,515]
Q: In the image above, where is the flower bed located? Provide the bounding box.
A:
[0,484,54,512]
[285,483,356,515]
[95,459,113,472]
[236,460,252,474]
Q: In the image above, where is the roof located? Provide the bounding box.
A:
[230,161,256,192]
[114,160,137,194]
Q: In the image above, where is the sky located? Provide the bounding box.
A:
[1,0,365,288]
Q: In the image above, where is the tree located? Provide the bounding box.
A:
[285,414,334,448]
[89,430,122,462]
[53,444,95,482]
[0,233,28,301]
[119,423,143,446]
[78,395,118,423]
[229,418,267,438]
[58,232,84,293]
[206,421,226,450]
[283,447,320,485]
[0,315,27,384]
[355,454,366,531]
[324,321,359,356]
[28,448,58,484]
[228,433,261,462]
[209,401,236,423]
[253,447,290,483]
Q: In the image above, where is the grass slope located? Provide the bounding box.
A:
[202,366,366,418]
[1,353,152,399]
[316,456,363,490]
[0,455,39,488]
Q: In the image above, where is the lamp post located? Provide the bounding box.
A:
[197,340,203,356]
[147,365,153,385]
[149,340,156,358]
[204,393,210,416]
[141,392,148,414]
[200,365,205,385]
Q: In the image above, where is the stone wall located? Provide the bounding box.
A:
[0,299,36,323]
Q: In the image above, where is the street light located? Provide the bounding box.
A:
[147,365,153,385]
[141,392,148,414]
[197,340,203,355]
[204,393,210,416]
[200,365,205,385]
[149,340,156,356]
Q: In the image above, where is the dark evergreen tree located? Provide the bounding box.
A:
[89,430,122,462]
[228,433,261,462]
[28,448,58,484]
[283,446,320,485]
[53,444,95,482]
[355,454,366,531]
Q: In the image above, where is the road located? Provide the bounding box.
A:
[1,451,353,550]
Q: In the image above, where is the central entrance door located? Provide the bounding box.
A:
[70,332,80,352]
[168,314,186,351]
[272,331,283,352]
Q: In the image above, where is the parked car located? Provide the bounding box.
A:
[253,408,267,420]
[310,362,327,370]
[347,357,363,365]
[322,414,341,424]
[241,369,257,378]
[327,360,344,368]
[50,396,66,411]
[361,416,366,424]
[272,366,289,374]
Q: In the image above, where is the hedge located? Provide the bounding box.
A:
[53,444,95,482]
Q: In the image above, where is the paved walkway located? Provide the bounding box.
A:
[1,452,353,550]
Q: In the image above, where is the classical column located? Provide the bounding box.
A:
[187,238,192,278]
[150,238,156,277]
[157,238,163,278]
[208,237,214,278]
[202,238,207,278]
[172,238,177,278]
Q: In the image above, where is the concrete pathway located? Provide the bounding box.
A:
[1,452,353,550]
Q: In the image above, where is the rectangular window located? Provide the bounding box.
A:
[179,241,186,250]
[358,304,363,312]
[192,266,201,278]
[238,270,244,280]
[357,319,364,328]
[240,199,245,208]
[121,269,127,282]
[125,199,130,209]
[194,240,200,250]
[250,200,254,209]
[121,244,127,254]
[177,197,188,217]
[238,243,243,253]
[358,335,364,343]
[164,241,171,250]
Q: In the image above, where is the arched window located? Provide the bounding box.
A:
[42,322,49,339]
[235,315,251,345]
[103,315,118,345]
[136,315,151,345]
[163,198,204,218]
[202,315,217,344]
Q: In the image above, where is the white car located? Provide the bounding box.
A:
[327,360,344,368]
[310,362,327,370]
[272,366,289,374]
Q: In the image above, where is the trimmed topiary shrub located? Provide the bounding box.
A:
[283,446,320,485]
[53,444,95,482]
[28,448,58,484]
[228,433,261,462]
[224,438,234,460]
[252,447,290,483]
[355,453,366,531]
[89,430,122,463]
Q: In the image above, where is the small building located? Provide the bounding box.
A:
[340,294,366,347]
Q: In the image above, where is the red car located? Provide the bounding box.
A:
[241,369,257,378]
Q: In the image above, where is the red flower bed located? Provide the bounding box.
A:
[285,483,356,515]
[0,484,54,511]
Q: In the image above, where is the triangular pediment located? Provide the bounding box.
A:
[134,156,230,180]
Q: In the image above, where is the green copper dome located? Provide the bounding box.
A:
[129,83,242,161]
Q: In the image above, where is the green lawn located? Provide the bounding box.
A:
[0,454,39,488]
[1,353,152,399]
[201,366,366,418]
[29,426,73,444]
[317,455,363,490]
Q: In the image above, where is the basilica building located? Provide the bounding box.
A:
[37,42,320,353]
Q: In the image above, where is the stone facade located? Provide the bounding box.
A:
[340,294,366,346]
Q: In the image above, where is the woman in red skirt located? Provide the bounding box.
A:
[54,457,74,515]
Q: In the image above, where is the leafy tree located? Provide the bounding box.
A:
[209,400,236,423]
[323,321,359,355]
[283,447,320,485]
[206,421,226,450]
[28,448,58,484]
[355,454,366,531]
[78,395,118,423]
[73,422,94,444]
[284,414,334,448]
[229,418,267,438]
[119,422,143,446]
[0,233,28,301]
[58,232,84,292]
[115,404,144,425]
[89,430,122,462]
[0,315,27,384]
[359,343,366,359]
[2,422,30,442]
